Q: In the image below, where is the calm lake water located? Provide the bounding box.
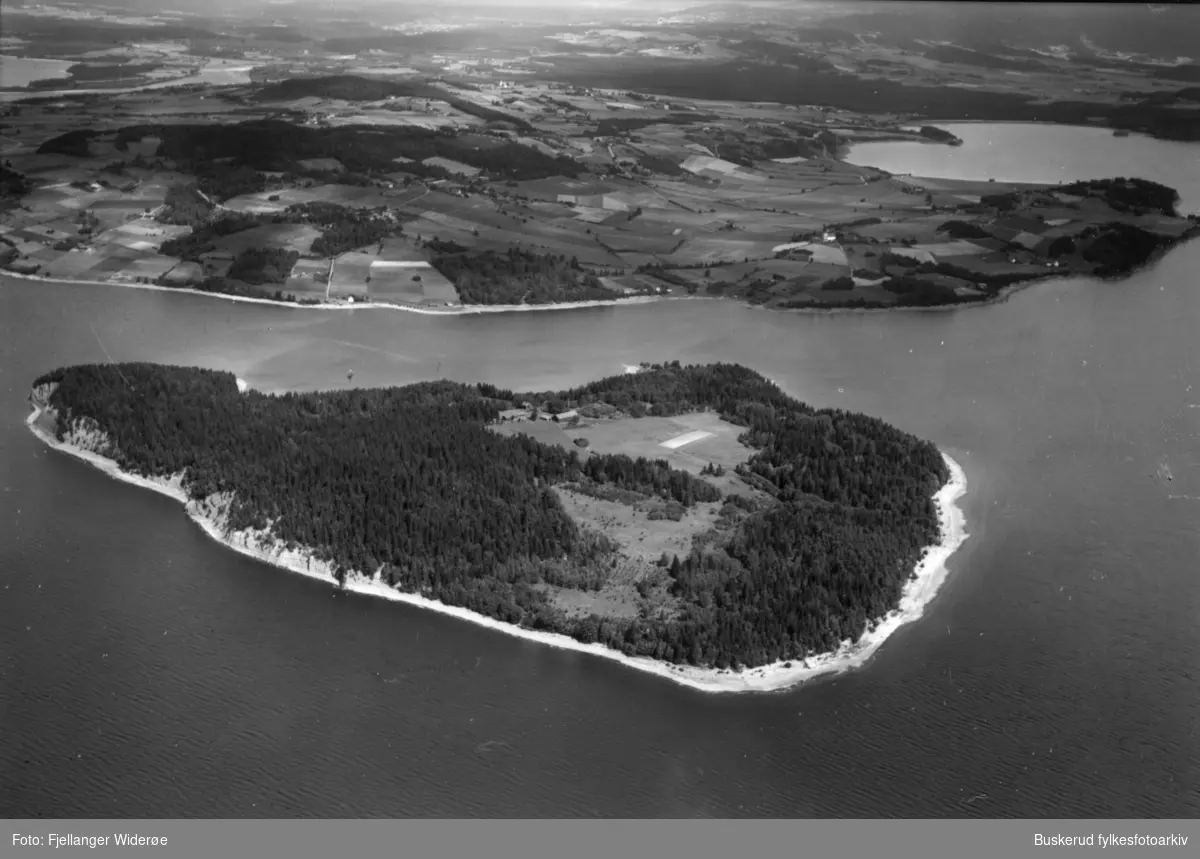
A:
[0,59,249,103]
[0,55,74,90]
[846,122,1200,215]
[2,126,1199,817]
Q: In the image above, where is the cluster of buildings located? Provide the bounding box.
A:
[494,406,581,424]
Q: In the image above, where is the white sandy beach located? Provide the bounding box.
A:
[26,385,969,694]
[0,270,669,316]
[1,267,1046,318]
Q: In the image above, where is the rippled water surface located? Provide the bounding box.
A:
[3,126,1199,816]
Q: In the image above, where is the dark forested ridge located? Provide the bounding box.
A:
[32,361,950,672]
[109,120,578,194]
[429,245,639,304]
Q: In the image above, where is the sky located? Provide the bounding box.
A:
[5,0,718,11]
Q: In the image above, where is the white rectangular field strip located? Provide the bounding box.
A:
[660,430,715,450]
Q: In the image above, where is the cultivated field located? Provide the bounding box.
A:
[2,24,1194,311]
[490,419,579,454]
[562,411,755,476]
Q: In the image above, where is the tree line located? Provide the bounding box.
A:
[285,202,405,257]
[429,246,620,305]
[108,119,580,194]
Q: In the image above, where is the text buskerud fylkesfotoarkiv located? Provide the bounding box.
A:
[1035,833,1189,849]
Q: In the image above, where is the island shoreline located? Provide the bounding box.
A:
[26,386,970,694]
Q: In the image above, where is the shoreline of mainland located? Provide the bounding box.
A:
[0,263,1113,319]
[25,386,970,695]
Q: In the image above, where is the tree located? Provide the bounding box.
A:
[1046,236,1076,258]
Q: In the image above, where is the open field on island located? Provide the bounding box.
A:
[490,419,580,455]
[554,489,727,569]
[561,412,756,476]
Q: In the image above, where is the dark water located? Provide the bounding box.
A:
[4,197,1200,816]
[3,262,1198,818]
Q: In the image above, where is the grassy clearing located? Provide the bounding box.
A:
[490,419,581,454]
[366,270,426,302]
[320,242,460,305]
[561,412,755,476]
[911,240,991,257]
[224,184,400,213]
[658,237,783,265]
[284,258,331,299]
[543,487,715,620]
[556,488,724,564]
[328,255,372,300]
[212,223,322,256]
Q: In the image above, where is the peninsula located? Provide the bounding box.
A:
[28,361,967,692]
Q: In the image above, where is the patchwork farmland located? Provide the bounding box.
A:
[2,64,1193,311]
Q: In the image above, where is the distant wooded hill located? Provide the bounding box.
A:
[47,118,582,200]
[537,57,1200,141]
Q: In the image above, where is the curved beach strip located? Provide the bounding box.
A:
[0,271,668,316]
[1,268,1044,317]
[26,397,968,694]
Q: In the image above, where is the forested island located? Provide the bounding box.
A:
[917,126,964,146]
[27,361,966,689]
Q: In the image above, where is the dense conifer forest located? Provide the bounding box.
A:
[283,202,398,250]
[156,201,405,261]
[1,164,34,201]
[225,248,299,284]
[107,120,580,195]
[32,361,948,670]
[1079,223,1173,277]
[158,183,215,227]
[158,213,264,260]
[1055,177,1180,216]
[35,129,100,157]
